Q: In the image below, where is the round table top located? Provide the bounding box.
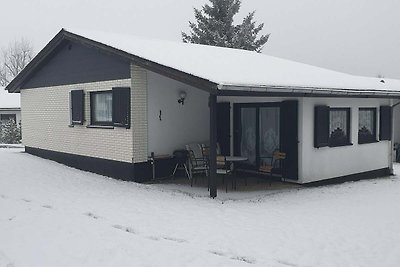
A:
[225,156,248,162]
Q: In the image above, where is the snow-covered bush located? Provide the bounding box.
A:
[0,119,21,144]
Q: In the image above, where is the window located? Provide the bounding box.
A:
[329,108,351,147]
[314,106,351,148]
[90,91,113,126]
[90,88,130,128]
[358,108,377,144]
[0,114,16,122]
[70,90,84,125]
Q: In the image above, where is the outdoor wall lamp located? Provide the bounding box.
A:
[178,90,187,105]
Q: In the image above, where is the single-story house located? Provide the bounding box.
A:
[6,28,400,197]
[0,86,21,125]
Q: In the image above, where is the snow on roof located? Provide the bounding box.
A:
[68,29,400,93]
[0,87,20,109]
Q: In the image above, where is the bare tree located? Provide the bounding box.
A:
[0,39,34,87]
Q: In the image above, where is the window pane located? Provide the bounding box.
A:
[0,114,16,122]
[359,110,374,133]
[93,92,112,122]
[259,107,280,158]
[329,109,349,146]
[259,107,280,168]
[359,109,376,143]
[330,110,347,137]
[240,108,256,166]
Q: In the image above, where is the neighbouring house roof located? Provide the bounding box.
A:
[0,87,20,109]
[6,28,400,98]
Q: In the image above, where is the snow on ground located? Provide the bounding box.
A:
[1,148,400,267]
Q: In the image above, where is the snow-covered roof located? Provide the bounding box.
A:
[0,87,20,109]
[69,29,400,95]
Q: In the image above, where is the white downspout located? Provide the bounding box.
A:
[390,99,400,174]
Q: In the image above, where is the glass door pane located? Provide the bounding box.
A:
[259,107,280,167]
[240,108,257,166]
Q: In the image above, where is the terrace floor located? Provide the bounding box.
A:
[147,174,302,200]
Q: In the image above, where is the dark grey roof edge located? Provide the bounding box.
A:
[6,29,65,93]
[0,107,21,111]
[6,29,218,93]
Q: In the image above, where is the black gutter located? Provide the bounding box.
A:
[217,89,400,99]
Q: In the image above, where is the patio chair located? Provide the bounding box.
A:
[258,150,286,186]
[185,144,209,187]
[216,155,235,192]
[172,150,191,179]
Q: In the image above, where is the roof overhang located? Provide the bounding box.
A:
[0,107,21,111]
[6,29,400,99]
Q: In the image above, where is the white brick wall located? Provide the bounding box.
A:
[21,79,134,163]
[131,65,148,163]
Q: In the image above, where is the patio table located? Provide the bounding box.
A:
[225,156,248,162]
[224,156,248,190]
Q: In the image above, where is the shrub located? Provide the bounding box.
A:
[0,119,21,144]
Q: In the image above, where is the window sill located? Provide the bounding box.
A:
[69,123,84,128]
[358,140,379,145]
[328,143,353,148]
[86,125,114,129]
[113,123,130,129]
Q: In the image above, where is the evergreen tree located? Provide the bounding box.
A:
[0,119,21,144]
[182,0,269,52]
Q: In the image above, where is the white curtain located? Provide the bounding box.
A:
[359,109,373,132]
[94,93,112,122]
[329,110,347,136]
[259,107,280,157]
[240,108,257,165]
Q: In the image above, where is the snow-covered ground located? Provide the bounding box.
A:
[1,148,400,267]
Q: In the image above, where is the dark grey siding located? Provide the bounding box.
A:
[25,146,175,182]
[21,40,131,89]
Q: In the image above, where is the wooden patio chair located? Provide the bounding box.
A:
[258,151,286,186]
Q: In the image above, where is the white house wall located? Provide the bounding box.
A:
[301,97,391,183]
[218,95,392,183]
[131,65,148,163]
[20,79,134,163]
[147,71,210,156]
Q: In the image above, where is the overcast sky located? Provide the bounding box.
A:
[1,0,399,79]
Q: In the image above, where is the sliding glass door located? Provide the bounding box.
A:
[240,107,257,167]
[259,107,280,167]
[235,103,280,170]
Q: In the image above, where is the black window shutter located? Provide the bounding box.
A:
[112,87,131,128]
[379,106,392,140]
[314,105,329,148]
[280,100,299,180]
[71,90,84,125]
